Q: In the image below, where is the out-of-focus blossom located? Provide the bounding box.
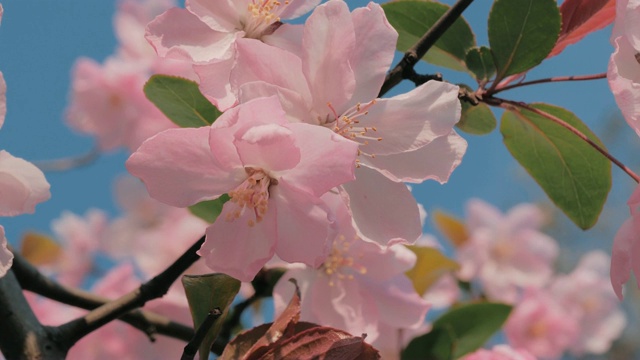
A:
[457,199,558,303]
[550,251,625,355]
[462,345,537,360]
[415,234,460,309]
[504,288,579,360]
[223,0,466,247]
[611,185,640,299]
[273,193,429,343]
[127,96,358,281]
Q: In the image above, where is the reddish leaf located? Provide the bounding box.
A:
[549,0,615,57]
[259,327,380,360]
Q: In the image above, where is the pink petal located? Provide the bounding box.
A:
[262,24,304,55]
[357,81,461,156]
[465,198,503,231]
[0,72,5,130]
[611,217,640,300]
[199,202,277,282]
[146,8,237,63]
[359,131,467,184]
[302,0,356,115]
[237,81,313,122]
[126,127,242,207]
[0,226,12,278]
[365,275,430,329]
[272,179,333,268]
[0,150,51,216]
[505,203,547,230]
[608,36,640,137]
[356,243,417,281]
[279,0,321,20]
[341,167,422,247]
[284,123,358,197]
[234,123,301,172]
[194,57,237,111]
[186,0,241,33]
[548,0,616,58]
[348,3,398,104]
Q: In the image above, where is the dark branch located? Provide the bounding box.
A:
[181,308,222,360]
[379,0,475,96]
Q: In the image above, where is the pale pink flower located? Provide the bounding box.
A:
[550,251,625,355]
[607,0,640,136]
[463,345,537,360]
[611,184,640,299]
[218,0,466,247]
[273,192,429,343]
[50,209,109,287]
[372,323,430,360]
[103,176,209,276]
[127,96,358,281]
[146,0,320,110]
[457,199,558,303]
[505,288,579,360]
[415,234,460,309]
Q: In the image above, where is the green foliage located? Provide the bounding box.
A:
[382,0,475,72]
[188,194,230,223]
[457,101,497,135]
[182,273,241,360]
[144,75,222,128]
[402,303,512,359]
[501,103,612,229]
[488,0,560,82]
[464,46,495,82]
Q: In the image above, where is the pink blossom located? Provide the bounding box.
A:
[463,345,537,360]
[415,234,460,309]
[215,0,466,247]
[457,199,558,303]
[505,288,579,360]
[550,251,625,355]
[611,183,640,299]
[127,96,358,281]
[273,192,429,343]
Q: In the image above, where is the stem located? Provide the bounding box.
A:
[55,235,205,349]
[11,250,194,342]
[379,0,475,96]
[212,293,261,354]
[491,73,607,95]
[32,147,100,172]
[0,270,67,359]
[181,308,222,360]
[489,97,640,183]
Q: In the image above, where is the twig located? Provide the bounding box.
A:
[55,235,205,350]
[181,308,222,360]
[11,250,194,342]
[491,73,607,95]
[32,147,100,172]
[379,0,475,96]
[487,97,640,183]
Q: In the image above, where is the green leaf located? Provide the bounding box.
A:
[182,273,241,360]
[488,0,560,81]
[464,46,496,82]
[188,194,230,223]
[402,327,455,360]
[500,103,611,229]
[457,102,497,135]
[404,302,511,359]
[144,74,221,128]
[382,1,475,73]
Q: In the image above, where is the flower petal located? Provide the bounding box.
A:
[0,151,51,216]
[364,275,429,329]
[234,123,301,172]
[608,36,640,137]
[0,226,12,278]
[194,57,237,111]
[611,217,640,300]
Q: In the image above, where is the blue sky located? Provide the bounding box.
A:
[0,0,635,272]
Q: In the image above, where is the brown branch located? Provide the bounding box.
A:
[55,235,205,349]
[487,97,640,183]
[491,72,607,95]
[181,308,221,360]
[379,0,475,96]
[11,250,194,343]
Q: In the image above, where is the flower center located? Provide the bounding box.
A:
[244,0,289,38]
[226,168,275,226]
[321,235,367,286]
[324,100,382,168]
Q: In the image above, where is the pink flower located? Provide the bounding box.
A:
[127,96,358,281]
[146,0,320,110]
[607,0,640,136]
[462,345,537,360]
[611,183,640,299]
[505,288,579,360]
[216,0,466,247]
[457,199,558,303]
[550,251,625,355]
[272,192,429,343]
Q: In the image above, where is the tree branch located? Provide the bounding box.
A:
[11,250,194,343]
[490,72,607,95]
[54,235,205,349]
[378,0,475,96]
